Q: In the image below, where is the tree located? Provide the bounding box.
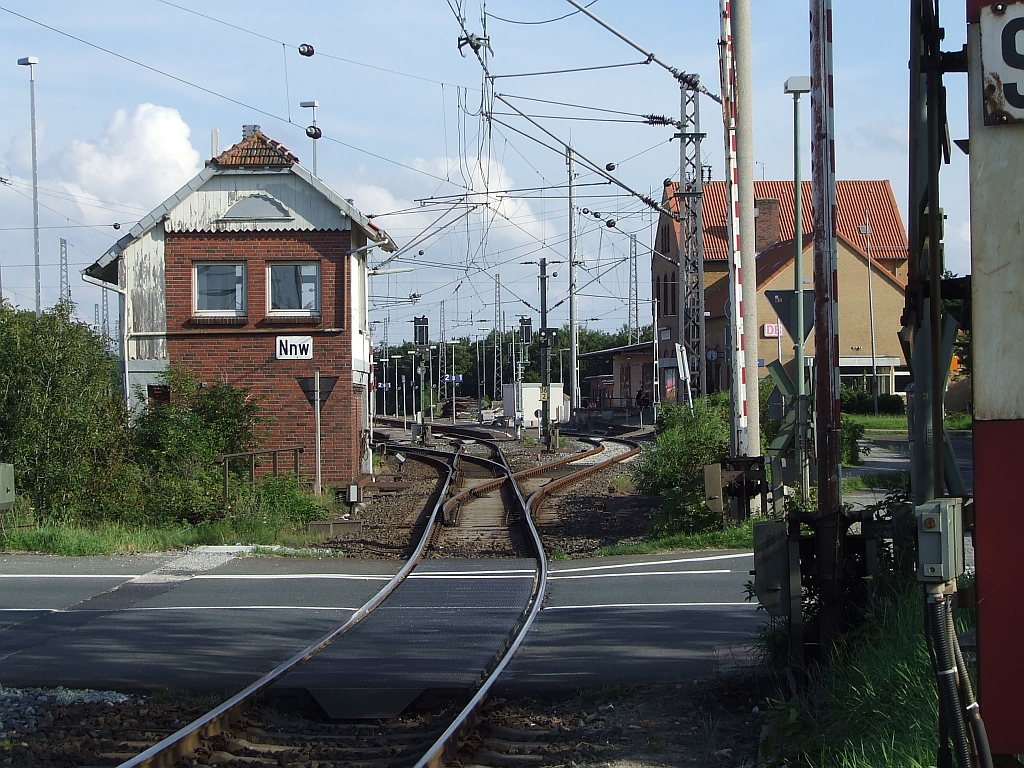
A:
[0,301,139,522]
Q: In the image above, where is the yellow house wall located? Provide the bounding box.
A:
[704,241,906,383]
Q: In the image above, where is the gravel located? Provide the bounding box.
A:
[0,685,134,739]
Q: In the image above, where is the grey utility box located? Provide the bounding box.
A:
[0,463,14,512]
[916,498,964,583]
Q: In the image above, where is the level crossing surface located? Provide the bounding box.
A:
[0,549,760,695]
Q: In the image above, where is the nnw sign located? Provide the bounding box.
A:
[276,336,313,360]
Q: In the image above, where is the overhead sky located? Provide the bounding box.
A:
[0,0,971,343]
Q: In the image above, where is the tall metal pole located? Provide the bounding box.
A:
[862,208,879,416]
[786,77,811,499]
[810,0,846,649]
[314,369,322,497]
[540,258,551,451]
[18,57,41,317]
[629,234,639,344]
[719,2,749,456]
[567,148,580,413]
[733,0,760,453]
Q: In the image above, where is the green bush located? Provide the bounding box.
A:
[841,386,906,416]
[133,366,265,524]
[637,397,730,534]
[0,301,142,523]
[841,416,867,465]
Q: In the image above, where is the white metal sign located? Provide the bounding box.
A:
[981,2,1024,124]
[276,336,313,360]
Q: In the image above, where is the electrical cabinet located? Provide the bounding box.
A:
[0,463,14,512]
[915,498,964,583]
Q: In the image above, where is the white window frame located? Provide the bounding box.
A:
[193,262,246,316]
[266,261,321,317]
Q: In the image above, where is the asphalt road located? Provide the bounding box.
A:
[0,548,760,705]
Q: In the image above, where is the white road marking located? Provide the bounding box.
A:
[0,606,360,613]
[193,574,392,581]
[0,574,138,579]
[551,552,753,574]
[548,569,731,580]
[542,602,757,610]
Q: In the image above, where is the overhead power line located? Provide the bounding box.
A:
[485,0,599,26]
[0,5,468,189]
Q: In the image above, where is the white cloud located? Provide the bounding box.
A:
[56,104,201,220]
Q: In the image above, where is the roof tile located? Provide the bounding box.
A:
[210,131,299,169]
[667,179,908,260]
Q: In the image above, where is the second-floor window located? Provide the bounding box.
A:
[195,263,246,315]
[268,262,320,315]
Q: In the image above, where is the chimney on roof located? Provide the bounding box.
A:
[242,124,261,139]
[753,198,782,255]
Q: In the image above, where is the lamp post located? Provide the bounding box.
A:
[390,355,401,417]
[405,350,415,431]
[17,56,40,318]
[860,208,879,416]
[785,75,812,500]
[300,100,320,176]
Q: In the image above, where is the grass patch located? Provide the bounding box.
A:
[844,413,909,431]
[599,518,754,556]
[845,412,973,432]
[0,520,325,556]
[842,470,911,494]
[762,577,975,767]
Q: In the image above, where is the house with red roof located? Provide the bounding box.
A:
[83,126,394,485]
[650,179,908,399]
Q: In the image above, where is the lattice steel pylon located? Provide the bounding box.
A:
[59,238,70,301]
[675,77,707,398]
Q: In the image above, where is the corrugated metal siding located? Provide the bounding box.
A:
[123,228,168,361]
[165,173,350,233]
[691,179,908,260]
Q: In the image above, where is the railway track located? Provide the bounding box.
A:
[111,433,638,768]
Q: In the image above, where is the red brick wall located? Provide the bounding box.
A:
[164,230,362,484]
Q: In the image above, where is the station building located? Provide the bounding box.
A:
[649,179,909,401]
[83,127,394,484]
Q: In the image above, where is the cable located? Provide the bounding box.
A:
[499,93,651,118]
[0,5,466,189]
[927,592,973,768]
[153,0,475,89]
[485,0,598,25]
[945,599,994,768]
[492,60,652,80]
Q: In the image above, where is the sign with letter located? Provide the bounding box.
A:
[981,2,1024,124]
[276,336,313,360]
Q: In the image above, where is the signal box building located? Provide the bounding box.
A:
[83,127,394,484]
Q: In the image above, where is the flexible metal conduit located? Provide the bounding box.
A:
[118,449,458,768]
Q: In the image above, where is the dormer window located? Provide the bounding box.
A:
[268,262,320,315]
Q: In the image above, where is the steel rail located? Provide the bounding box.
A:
[415,436,639,767]
[117,448,458,768]
[414,438,545,768]
[441,438,605,524]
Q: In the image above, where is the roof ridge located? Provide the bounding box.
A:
[210,130,299,169]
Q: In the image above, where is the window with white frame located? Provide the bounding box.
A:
[268,262,320,315]
[194,263,246,315]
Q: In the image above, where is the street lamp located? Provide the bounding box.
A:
[390,355,401,417]
[300,100,320,176]
[17,56,40,317]
[860,207,879,416]
[785,75,812,500]
[406,350,416,431]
